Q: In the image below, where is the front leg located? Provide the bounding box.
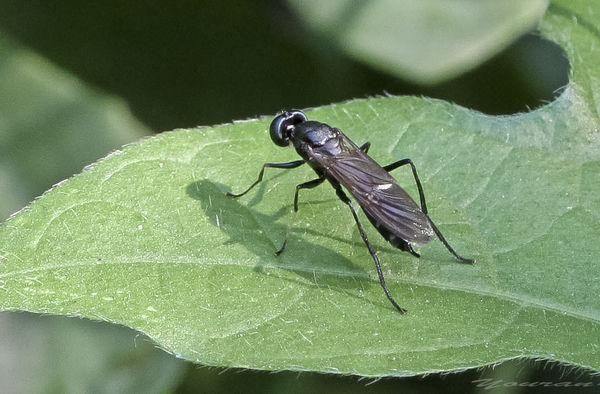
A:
[226,160,305,198]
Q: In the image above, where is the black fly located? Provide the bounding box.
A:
[227,110,474,313]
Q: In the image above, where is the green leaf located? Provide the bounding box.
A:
[0,0,598,377]
[287,0,549,84]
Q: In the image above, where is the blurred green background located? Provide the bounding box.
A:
[1,1,595,393]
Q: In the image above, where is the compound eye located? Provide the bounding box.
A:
[269,114,290,147]
[269,110,307,147]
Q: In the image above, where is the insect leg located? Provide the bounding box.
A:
[332,182,407,314]
[384,159,474,264]
[294,177,325,212]
[359,142,371,153]
[226,160,305,198]
[428,221,474,264]
[383,159,427,213]
[275,177,324,258]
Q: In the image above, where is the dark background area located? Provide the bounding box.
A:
[1,1,594,393]
[0,0,568,131]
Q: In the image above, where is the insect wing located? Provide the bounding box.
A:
[323,138,434,246]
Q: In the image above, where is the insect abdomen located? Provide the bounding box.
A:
[363,210,413,252]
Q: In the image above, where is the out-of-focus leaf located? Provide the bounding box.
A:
[0,313,185,393]
[287,0,548,84]
[0,32,147,219]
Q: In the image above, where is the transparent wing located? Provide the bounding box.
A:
[322,138,434,246]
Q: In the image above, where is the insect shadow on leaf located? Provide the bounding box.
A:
[186,179,381,306]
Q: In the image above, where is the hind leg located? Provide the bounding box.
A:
[384,158,474,264]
